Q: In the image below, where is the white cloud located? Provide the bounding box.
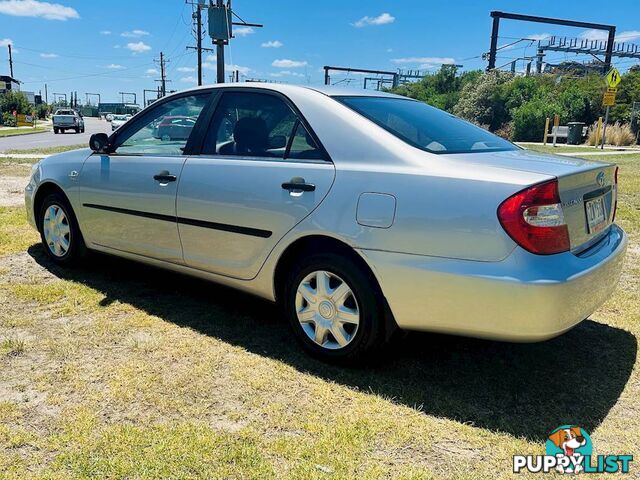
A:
[391,56,456,68]
[261,40,283,48]
[271,70,304,78]
[202,59,250,76]
[0,0,79,20]
[579,29,608,41]
[0,38,13,47]
[579,29,640,43]
[180,76,197,83]
[121,29,150,38]
[145,68,158,75]
[100,30,111,35]
[105,64,125,70]
[615,30,640,42]
[526,33,551,41]
[272,58,307,68]
[233,26,254,37]
[39,52,58,58]
[226,64,251,75]
[126,41,151,53]
[353,12,395,28]
[177,66,195,72]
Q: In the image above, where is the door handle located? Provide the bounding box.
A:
[282,177,315,192]
[153,171,177,183]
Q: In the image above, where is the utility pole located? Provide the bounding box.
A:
[187,1,215,86]
[196,5,203,85]
[215,0,225,84]
[155,52,168,97]
[44,84,48,104]
[7,44,13,78]
[207,0,263,83]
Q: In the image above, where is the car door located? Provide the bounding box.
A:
[77,91,212,263]
[177,90,336,280]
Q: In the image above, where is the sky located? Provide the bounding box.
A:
[1,0,639,104]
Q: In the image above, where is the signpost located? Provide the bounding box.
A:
[601,67,621,149]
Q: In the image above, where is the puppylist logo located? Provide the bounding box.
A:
[513,425,633,474]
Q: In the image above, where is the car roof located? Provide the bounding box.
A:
[164,82,408,101]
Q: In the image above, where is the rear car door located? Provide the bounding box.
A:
[77,92,211,263]
[177,89,336,280]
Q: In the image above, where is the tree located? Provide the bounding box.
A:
[0,91,31,115]
[454,70,513,130]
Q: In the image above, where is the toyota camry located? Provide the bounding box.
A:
[24,84,627,361]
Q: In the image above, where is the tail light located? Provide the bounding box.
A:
[498,179,570,255]
[612,166,619,222]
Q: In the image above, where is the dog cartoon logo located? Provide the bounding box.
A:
[546,425,593,474]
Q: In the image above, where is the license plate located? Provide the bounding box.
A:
[585,196,607,234]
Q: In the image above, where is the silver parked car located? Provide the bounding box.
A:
[24,84,627,361]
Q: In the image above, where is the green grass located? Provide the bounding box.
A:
[519,143,639,154]
[0,128,48,138]
[5,144,86,155]
[0,153,638,479]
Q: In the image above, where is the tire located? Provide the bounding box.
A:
[283,252,386,362]
[53,128,58,134]
[38,192,86,266]
[75,127,80,134]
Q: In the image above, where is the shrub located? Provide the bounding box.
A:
[586,123,599,146]
[586,122,636,146]
[607,122,636,146]
[454,71,514,131]
[511,97,560,142]
[1,112,16,127]
[0,91,31,115]
[36,104,49,120]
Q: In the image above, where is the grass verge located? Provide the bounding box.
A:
[5,144,86,155]
[0,128,48,138]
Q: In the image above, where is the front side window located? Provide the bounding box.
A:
[114,93,210,156]
[202,92,307,159]
[336,96,518,155]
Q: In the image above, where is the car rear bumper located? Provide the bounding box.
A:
[359,224,627,342]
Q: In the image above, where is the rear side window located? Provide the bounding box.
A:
[336,96,518,155]
[202,92,325,160]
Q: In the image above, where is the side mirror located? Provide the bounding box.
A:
[269,135,287,149]
[89,133,109,153]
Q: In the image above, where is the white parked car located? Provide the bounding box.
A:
[111,114,132,131]
[24,84,627,362]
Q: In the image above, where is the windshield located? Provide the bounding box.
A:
[335,96,518,155]
[113,115,127,121]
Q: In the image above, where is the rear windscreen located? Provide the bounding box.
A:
[335,96,518,155]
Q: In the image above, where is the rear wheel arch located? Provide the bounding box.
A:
[275,236,365,299]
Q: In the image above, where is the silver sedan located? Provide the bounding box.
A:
[24,84,627,362]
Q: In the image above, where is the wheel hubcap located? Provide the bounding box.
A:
[295,270,360,350]
[42,204,71,257]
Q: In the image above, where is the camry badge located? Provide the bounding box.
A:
[597,171,606,187]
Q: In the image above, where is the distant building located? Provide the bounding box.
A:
[0,75,20,94]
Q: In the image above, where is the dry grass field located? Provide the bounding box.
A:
[0,146,638,479]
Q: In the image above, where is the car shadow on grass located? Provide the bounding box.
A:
[29,246,637,443]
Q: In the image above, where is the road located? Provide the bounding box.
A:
[0,117,111,152]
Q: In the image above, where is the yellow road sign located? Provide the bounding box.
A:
[603,90,616,106]
[606,67,621,88]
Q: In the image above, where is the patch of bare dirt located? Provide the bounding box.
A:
[0,175,29,207]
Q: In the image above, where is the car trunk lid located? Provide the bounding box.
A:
[443,149,617,252]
